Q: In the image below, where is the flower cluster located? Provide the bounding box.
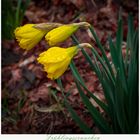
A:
[14,22,91,79]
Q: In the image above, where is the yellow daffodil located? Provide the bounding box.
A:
[14,24,47,50]
[14,23,62,50]
[37,43,92,79]
[45,22,90,46]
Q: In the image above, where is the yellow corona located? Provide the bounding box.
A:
[45,22,90,46]
[37,43,92,79]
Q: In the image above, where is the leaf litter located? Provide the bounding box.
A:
[2,0,138,134]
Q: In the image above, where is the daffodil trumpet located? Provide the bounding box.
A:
[45,22,90,46]
[37,43,92,80]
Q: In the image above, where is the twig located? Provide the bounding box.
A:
[91,0,97,7]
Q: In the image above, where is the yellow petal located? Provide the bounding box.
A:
[41,58,70,77]
[14,24,48,50]
[66,46,78,58]
[47,59,71,79]
[46,58,71,79]
[37,46,78,79]
[46,57,70,73]
[37,46,77,64]
[45,24,79,46]
[52,60,70,79]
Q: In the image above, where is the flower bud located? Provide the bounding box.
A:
[45,22,90,46]
[37,43,92,79]
[14,23,62,50]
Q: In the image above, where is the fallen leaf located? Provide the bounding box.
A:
[34,103,64,113]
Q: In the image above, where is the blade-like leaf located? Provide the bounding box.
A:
[88,26,114,78]
[70,61,109,114]
[127,30,138,131]
[125,14,134,69]
[75,80,112,133]
[91,47,115,84]
[71,36,115,115]
[78,81,109,114]
[64,98,93,134]
[57,78,93,134]
[70,60,84,84]
[108,36,119,70]
[116,19,128,95]
[114,69,129,133]
[71,35,104,81]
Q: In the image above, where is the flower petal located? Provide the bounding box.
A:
[45,24,79,46]
[47,58,71,79]
[37,46,78,79]
[15,24,48,50]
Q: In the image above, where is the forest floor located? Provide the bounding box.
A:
[2,0,138,134]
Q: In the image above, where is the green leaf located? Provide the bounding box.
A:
[71,35,104,81]
[15,0,22,26]
[2,0,30,39]
[78,81,109,114]
[70,60,85,85]
[88,26,114,79]
[71,36,115,116]
[108,36,119,70]
[116,19,128,95]
[81,48,103,80]
[125,14,134,69]
[18,0,31,25]
[127,30,138,132]
[127,30,138,93]
[127,14,134,49]
[64,99,93,134]
[114,69,129,133]
[116,19,123,54]
[70,61,109,114]
[75,80,112,133]
[70,37,103,82]
[57,78,93,134]
[91,47,115,84]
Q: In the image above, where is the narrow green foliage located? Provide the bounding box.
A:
[88,26,115,79]
[63,99,93,134]
[108,36,119,70]
[70,61,109,114]
[59,14,138,134]
[2,0,30,39]
[70,60,85,85]
[75,80,112,133]
[57,79,93,134]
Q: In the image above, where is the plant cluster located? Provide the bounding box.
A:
[15,14,138,134]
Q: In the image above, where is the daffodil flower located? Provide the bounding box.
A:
[37,43,92,79]
[45,22,90,46]
[14,23,62,50]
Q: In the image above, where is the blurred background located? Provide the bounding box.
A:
[2,0,138,134]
